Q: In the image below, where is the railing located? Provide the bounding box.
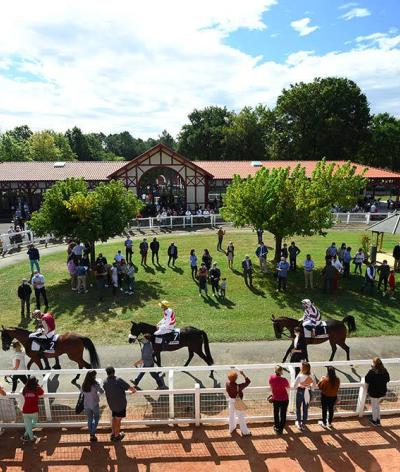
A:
[1,359,399,428]
[128,213,223,230]
[334,212,390,225]
[0,229,52,255]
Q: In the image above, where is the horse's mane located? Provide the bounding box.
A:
[6,327,31,333]
[275,316,298,322]
[137,321,156,329]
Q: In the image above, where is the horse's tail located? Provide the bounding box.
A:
[342,315,357,333]
[200,330,214,365]
[81,337,101,368]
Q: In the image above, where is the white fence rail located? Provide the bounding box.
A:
[0,229,52,255]
[1,359,399,429]
[334,212,390,225]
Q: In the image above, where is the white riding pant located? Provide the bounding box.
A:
[228,398,250,434]
[154,326,173,336]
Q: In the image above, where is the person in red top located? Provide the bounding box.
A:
[388,270,396,300]
[269,365,290,434]
[225,370,251,436]
[21,376,44,442]
[29,310,56,349]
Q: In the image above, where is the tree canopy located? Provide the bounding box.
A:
[221,161,367,260]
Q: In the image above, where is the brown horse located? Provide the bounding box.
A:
[1,327,100,382]
[271,315,356,362]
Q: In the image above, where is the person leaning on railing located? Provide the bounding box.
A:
[365,357,390,426]
[268,366,289,434]
[225,370,251,437]
[317,367,340,430]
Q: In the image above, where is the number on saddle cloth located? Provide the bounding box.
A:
[157,329,180,348]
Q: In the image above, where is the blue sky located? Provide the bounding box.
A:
[0,0,399,136]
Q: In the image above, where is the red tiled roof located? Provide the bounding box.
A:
[195,160,400,180]
[0,161,126,182]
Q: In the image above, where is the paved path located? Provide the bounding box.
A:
[1,416,399,471]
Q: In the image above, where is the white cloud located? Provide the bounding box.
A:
[0,0,399,136]
[356,32,400,51]
[290,17,319,36]
[338,2,359,10]
[340,7,371,21]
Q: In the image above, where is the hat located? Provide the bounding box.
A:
[301,299,312,307]
[159,300,170,308]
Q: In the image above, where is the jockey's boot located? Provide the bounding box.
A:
[53,357,61,369]
[41,354,51,370]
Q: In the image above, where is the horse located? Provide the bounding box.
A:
[1,327,100,383]
[271,315,356,362]
[129,322,214,377]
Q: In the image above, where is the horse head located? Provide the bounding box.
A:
[271,316,283,339]
[1,328,13,351]
[128,321,140,344]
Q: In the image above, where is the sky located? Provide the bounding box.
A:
[0,0,399,137]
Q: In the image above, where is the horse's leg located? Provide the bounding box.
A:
[328,341,337,362]
[282,345,292,363]
[66,347,89,384]
[183,350,194,367]
[196,348,215,378]
[53,356,61,369]
[339,343,351,361]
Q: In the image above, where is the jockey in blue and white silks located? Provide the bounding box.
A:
[300,299,321,337]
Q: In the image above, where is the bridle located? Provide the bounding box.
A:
[273,320,292,339]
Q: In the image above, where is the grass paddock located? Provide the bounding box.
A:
[0,229,399,344]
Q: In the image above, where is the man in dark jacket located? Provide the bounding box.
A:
[167,242,178,267]
[322,262,337,294]
[17,279,32,318]
[393,243,400,272]
[209,262,221,295]
[139,238,149,266]
[150,237,160,265]
[242,255,254,286]
[288,241,301,271]
[27,244,40,273]
[377,260,390,294]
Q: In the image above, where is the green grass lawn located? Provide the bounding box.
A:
[0,230,399,344]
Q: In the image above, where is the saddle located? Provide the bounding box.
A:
[154,329,180,348]
[303,322,328,339]
[31,334,59,353]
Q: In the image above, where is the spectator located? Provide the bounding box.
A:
[131,334,166,389]
[281,243,288,260]
[388,270,396,300]
[27,244,40,273]
[362,262,376,294]
[114,250,123,264]
[393,243,400,272]
[226,241,235,269]
[103,366,136,442]
[82,370,104,442]
[269,366,289,434]
[322,262,337,294]
[111,262,119,296]
[124,236,133,264]
[256,228,263,245]
[167,242,178,267]
[220,277,227,298]
[76,261,88,294]
[289,327,308,376]
[190,249,198,279]
[276,257,290,292]
[338,243,347,262]
[225,370,251,436]
[139,238,149,266]
[209,262,221,296]
[332,255,343,291]
[242,255,254,287]
[72,241,84,262]
[255,242,268,273]
[354,248,365,275]
[10,341,28,393]
[202,249,212,271]
[0,385,6,436]
[150,237,160,265]
[303,254,314,289]
[31,271,48,311]
[67,257,77,291]
[293,361,315,431]
[326,242,337,258]
[94,259,107,302]
[125,262,135,295]
[21,377,44,443]
[217,227,225,251]
[343,247,352,278]
[96,253,107,265]
[318,367,340,429]
[377,260,390,295]
[288,241,301,271]
[365,358,390,426]
[17,278,32,318]
[198,263,208,296]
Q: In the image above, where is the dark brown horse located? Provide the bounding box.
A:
[129,322,214,376]
[271,315,356,362]
[1,327,100,382]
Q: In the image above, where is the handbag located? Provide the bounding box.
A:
[75,392,84,414]
[235,385,248,411]
[267,395,274,404]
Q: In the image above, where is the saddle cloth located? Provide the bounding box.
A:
[304,322,328,339]
[154,328,181,346]
[31,334,59,353]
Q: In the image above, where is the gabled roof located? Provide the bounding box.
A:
[195,160,400,180]
[107,143,214,178]
[368,212,400,234]
[0,161,126,182]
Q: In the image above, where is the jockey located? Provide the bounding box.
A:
[29,310,56,349]
[300,299,321,337]
[154,301,176,337]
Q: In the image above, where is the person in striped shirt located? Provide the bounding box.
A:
[300,299,321,338]
[154,300,176,336]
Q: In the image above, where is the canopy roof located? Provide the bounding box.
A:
[368,212,400,234]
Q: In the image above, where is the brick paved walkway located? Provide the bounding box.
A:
[1,416,399,471]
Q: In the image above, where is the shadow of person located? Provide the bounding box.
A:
[143,265,155,275]
[202,295,220,309]
[155,264,166,273]
[171,266,184,275]
[80,442,115,472]
[283,431,324,472]
[216,297,235,309]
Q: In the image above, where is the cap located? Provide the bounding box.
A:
[159,300,170,308]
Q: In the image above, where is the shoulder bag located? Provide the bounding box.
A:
[75,392,84,414]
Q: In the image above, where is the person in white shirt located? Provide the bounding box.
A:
[10,341,27,393]
[72,242,84,260]
[293,361,316,431]
[196,208,203,216]
[114,250,123,263]
[31,271,48,311]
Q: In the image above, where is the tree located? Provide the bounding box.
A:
[221,161,367,260]
[158,130,176,149]
[270,77,371,161]
[28,131,60,161]
[29,179,143,265]
[0,133,30,161]
[358,113,400,171]
[8,125,33,141]
[105,131,140,159]
[177,106,234,160]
